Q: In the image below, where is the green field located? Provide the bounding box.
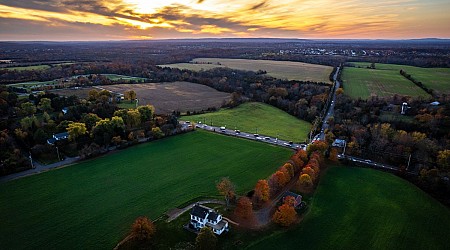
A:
[182,102,311,142]
[248,167,450,250]
[342,65,430,99]
[0,131,291,250]
[349,62,450,95]
[160,58,333,82]
[7,74,147,91]
[4,65,51,71]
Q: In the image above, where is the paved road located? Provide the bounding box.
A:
[181,122,307,151]
[0,156,80,183]
[314,66,340,141]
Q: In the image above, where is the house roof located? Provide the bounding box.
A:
[332,139,346,147]
[47,138,56,145]
[207,220,228,230]
[190,204,209,218]
[54,132,69,139]
[207,211,220,221]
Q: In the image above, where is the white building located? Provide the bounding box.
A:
[189,204,229,235]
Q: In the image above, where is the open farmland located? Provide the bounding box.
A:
[182,102,311,142]
[160,58,333,82]
[341,66,430,99]
[248,167,450,250]
[99,82,230,114]
[0,130,292,250]
[350,62,450,95]
[3,64,51,71]
[7,74,147,92]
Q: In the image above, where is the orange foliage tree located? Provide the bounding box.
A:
[302,166,316,181]
[216,177,236,207]
[269,170,288,192]
[131,216,156,241]
[272,199,297,227]
[329,148,338,162]
[281,163,295,179]
[299,173,313,187]
[234,197,255,225]
[254,179,270,203]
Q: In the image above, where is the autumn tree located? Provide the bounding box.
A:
[269,170,288,192]
[299,173,313,187]
[195,227,217,250]
[131,216,156,241]
[151,127,164,139]
[281,163,295,179]
[67,122,87,142]
[437,150,450,170]
[38,98,53,113]
[137,105,155,123]
[302,167,316,181]
[329,148,338,162]
[126,109,141,128]
[216,177,235,207]
[336,87,344,95]
[21,102,36,116]
[272,200,297,227]
[234,196,254,224]
[254,179,270,203]
[88,89,99,101]
[81,113,101,131]
[124,90,137,103]
[307,141,328,155]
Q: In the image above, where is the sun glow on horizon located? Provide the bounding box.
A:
[0,0,449,40]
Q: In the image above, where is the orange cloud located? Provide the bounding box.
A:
[0,0,449,40]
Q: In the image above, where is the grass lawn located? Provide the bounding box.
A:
[0,130,291,250]
[348,62,450,96]
[342,66,430,99]
[247,166,450,250]
[4,65,51,71]
[182,102,311,142]
[161,58,333,82]
[8,74,147,92]
[117,100,138,109]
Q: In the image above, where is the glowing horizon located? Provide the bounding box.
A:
[0,0,449,41]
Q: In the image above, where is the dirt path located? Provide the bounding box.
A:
[166,200,225,222]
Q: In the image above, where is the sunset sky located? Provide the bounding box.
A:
[0,0,449,41]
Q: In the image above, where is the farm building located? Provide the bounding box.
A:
[189,204,229,235]
[47,132,69,144]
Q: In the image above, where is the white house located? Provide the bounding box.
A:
[47,132,69,144]
[189,204,229,235]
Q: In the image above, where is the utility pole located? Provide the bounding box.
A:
[29,151,35,169]
[56,146,61,161]
[407,153,412,170]
[343,140,347,155]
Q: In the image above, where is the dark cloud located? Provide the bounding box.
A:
[249,1,267,11]
[197,0,205,3]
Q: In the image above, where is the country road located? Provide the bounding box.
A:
[181,122,307,151]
